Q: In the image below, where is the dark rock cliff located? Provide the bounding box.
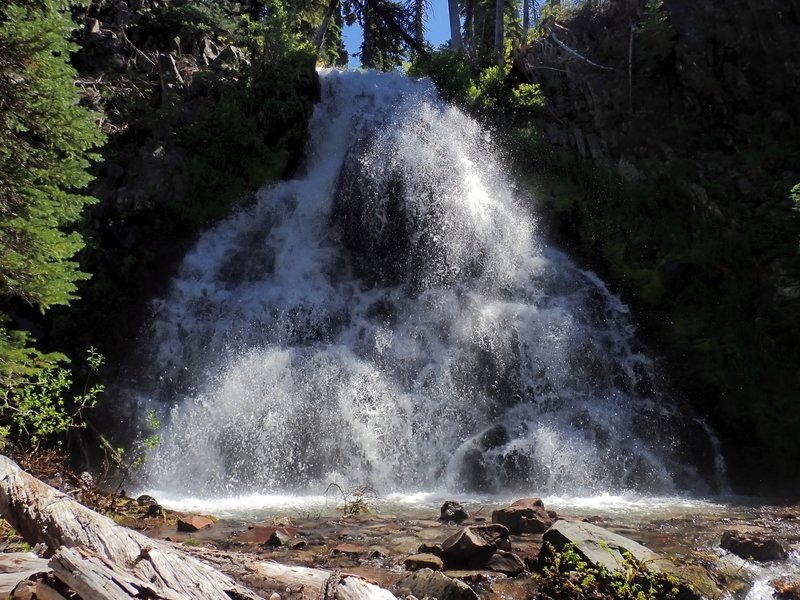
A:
[514,0,800,493]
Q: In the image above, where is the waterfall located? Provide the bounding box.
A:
[132,69,719,498]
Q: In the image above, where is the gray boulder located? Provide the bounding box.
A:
[483,550,526,576]
[539,519,669,574]
[397,568,478,600]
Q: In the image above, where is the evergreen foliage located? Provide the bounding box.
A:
[344,0,421,70]
[0,0,104,310]
[0,0,104,445]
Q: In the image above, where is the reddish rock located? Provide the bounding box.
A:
[332,543,363,556]
[176,515,214,532]
[491,498,552,534]
[404,553,444,571]
[772,577,800,600]
[236,525,298,545]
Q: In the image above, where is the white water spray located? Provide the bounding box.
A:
[133,70,719,498]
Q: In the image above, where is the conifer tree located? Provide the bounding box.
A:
[0,0,104,402]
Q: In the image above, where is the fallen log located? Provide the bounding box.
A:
[0,552,50,597]
[0,455,260,600]
[0,455,398,600]
[254,561,397,600]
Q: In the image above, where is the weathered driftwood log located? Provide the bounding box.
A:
[0,455,260,600]
[0,552,51,597]
[254,562,397,600]
[0,455,398,600]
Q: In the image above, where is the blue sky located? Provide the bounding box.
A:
[341,0,453,67]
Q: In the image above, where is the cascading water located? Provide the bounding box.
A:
[132,69,720,499]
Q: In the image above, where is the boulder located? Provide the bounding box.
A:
[483,550,526,576]
[176,515,214,532]
[397,568,479,600]
[539,520,669,574]
[470,524,511,551]
[439,501,469,523]
[211,45,246,72]
[404,553,444,571]
[441,527,492,561]
[236,525,297,545]
[720,530,787,562]
[198,36,220,65]
[491,498,552,534]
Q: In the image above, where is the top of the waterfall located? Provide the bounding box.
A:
[317,67,439,106]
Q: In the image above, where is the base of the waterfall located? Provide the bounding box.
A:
[131,489,799,600]
[139,488,736,522]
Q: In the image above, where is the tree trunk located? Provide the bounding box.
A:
[494,0,505,66]
[362,0,378,68]
[448,0,465,51]
[414,0,424,49]
[464,0,475,61]
[0,455,397,600]
[522,0,529,45]
[314,0,340,51]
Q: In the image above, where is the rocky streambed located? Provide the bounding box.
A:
[127,495,800,600]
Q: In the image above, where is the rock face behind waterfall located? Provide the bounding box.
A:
[129,70,723,498]
[333,137,485,289]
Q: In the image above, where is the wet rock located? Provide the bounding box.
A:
[471,524,511,551]
[136,494,157,506]
[177,515,214,532]
[539,520,669,574]
[772,577,800,599]
[331,543,363,557]
[440,501,469,523]
[236,525,297,545]
[483,550,526,576]
[442,570,495,583]
[263,529,294,548]
[418,543,445,558]
[441,527,492,561]
[478,425,509,450]
[397,568,479,600]
[720,530,787,562]
[458,448,492,492]
[492,498,552,534]
[404,553,444,571]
